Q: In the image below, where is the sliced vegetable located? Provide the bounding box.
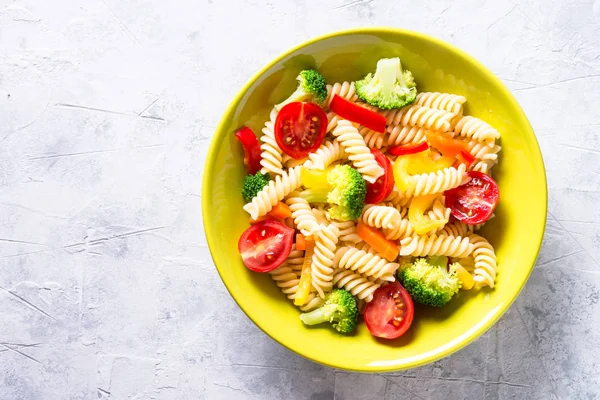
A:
[365,149,394,204]
[268,202,292,220]
[444,171,499,225]
[329,94,386,133]
[456,150,475,168]
[300,167,330,189]
[425,131,470,158]
[388,141,429,157]
[235,127,262,174]
[356,222,399,261]
[455,263,475,290]
[408,195,446,235]
[238,220,294,272]
[296,233,306,251]
[364,281,414,339]
[294,239,316,306]
[275,102,328,159]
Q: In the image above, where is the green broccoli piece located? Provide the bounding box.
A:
[241,172,270,202]
[355,57,417,110]
[275,69,327,110]
[397,257,460,307]
[300,165,366,221]
[299,289,358,334]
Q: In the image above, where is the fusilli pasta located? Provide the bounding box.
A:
[386,125,428,146]
[285,191,321,237]
[383,104,455,132]
[415,92,466,115]
[332,120,384,183]
[334,247,400,282]
[399,234,474,258]
[468,234,497,288]
[259,107,284,175]
[361,205,402,229]
[403,163,467,197]
[454,116,500,144]
[304,138,346,170]
[243,166,302,220]
[332,268,381,303]
[311,224,340,298]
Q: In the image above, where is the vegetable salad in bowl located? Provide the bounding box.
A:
[234,57,501,340]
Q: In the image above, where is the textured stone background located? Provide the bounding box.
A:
[1,0,600,399]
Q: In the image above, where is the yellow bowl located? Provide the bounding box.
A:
[202,28,547,372]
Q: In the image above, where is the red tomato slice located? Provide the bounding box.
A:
[274,102,327,160]
[387,141,429,157]
[235,127,262,174]
[238,220,294,272]
[329,94,386,133]
[365,149,394,204]
[444,171,499,225]
[364,281,414,339]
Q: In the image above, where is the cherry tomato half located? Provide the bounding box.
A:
[365,149,394,204]
[235,127,262,174]
[238,220,294,272]
[274,102,328,160]
[364,281,414,339]
[444,171,499,225]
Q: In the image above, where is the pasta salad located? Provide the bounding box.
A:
[235,58,500,339]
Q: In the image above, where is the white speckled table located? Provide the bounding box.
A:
[1,0,599,399]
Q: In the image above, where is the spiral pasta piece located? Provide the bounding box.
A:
[382,216,414,240]
[285,192,320,237]
[472,159,498,175]
[334,247,400,282]
[361,205,402,229]
[311,224,340,298]
[269,245,304,296]
[359,127,387,149]
[326,112,340,133]
[415,92,466,115]
[383,104,454,132]
[325,81,358,108]
[243,166,302,220]
[468,234,497,288]
[454,116,500,144]
[399,234,474,258]
[259,107,284,176]
[304,139,346,170]
[332,120,384,183]
[403,163,467,197]
[328,219,362,244]
[438,221,471,237]
[467,140,501,162]
[386,125,428,146]
[332,269,381,303]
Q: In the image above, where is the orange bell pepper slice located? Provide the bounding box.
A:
[356,222,399,261]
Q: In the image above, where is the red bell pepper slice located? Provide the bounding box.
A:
[235,127,262,174]
[329,94,386,133]
[387,141,429,156]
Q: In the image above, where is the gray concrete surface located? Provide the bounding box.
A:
[1,0,599,399]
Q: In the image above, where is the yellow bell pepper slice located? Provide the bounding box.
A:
[408,194,447,235]
[294,239,315,306]
[455,263,475,290]
[393,152,455,192]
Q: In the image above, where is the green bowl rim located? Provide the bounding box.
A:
[202,26,548,372]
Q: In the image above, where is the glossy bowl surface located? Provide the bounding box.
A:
[202,28,547,372]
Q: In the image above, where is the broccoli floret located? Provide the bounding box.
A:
[241,172,270,202]
[355,57,417,110]
[397,257,460,307]
[299,289,358,334]
[300,165,366,221]
[275,69,327,110]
